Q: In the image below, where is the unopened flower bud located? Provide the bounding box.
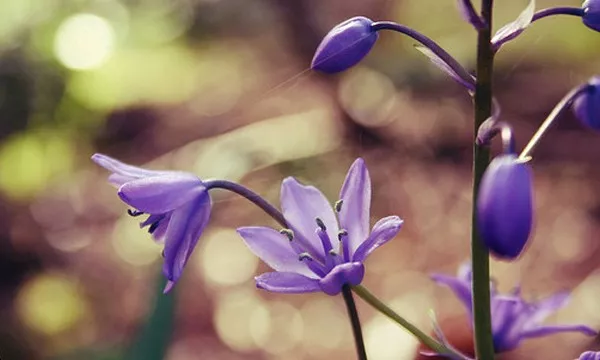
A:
[311,16,378,73]
[583,0,600,31]
[573,76,600,130]
[477,154,533,259]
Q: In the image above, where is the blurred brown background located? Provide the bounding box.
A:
[0,0,599,359]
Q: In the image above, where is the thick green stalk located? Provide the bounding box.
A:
[472,1,496,359]
[342,285,368,360]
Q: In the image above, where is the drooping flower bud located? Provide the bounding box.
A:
[311,16,378,74]
[573,76,600,130]
[583,0,600,31]
[477,154,533,259]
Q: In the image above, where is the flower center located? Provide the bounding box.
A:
[128,209,165,235]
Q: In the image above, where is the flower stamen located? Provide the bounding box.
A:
[315,217,327,231]
[279,228,294,241]
[127,209,144,217]
[335,199,343,212]
[298,252,313,261]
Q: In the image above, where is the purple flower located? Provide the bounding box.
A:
[311,17,378,74]
[579,351,600,360]
[237,158,403,295]
[573,76,600,130]
[432,264,597,353]
[477,154,533,259]
[92,153,211,292]
[583,0,600,31]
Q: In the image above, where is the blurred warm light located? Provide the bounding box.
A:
[365,315,419,360]
[112,216,162,266]
[68,46,199,109]
[54,13,116,70]
[0,132,74,200]
[255,301,303,355]
[338,67,396,127]
[16,273,87,335]
[188,46,248,117]
[301,298,349,352]
[551,209,587,262]
[214,289,269,351]
[46,229,93,253]
[190,108,341,181]
[573,271,600,324]
[199,227,259,287]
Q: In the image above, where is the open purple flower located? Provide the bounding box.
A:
[579,351,600,360]
[432,264,597,353]
[92,153,211,292]
[237,158,403,295]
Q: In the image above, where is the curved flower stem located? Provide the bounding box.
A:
[532,7,584,21]
[352,285,462,358]
[518,83,592,160]
[472,1,495,359]
[342,285,368,360]
[204,179,287,227]
[492,7,584,50]
[370,21,475,89]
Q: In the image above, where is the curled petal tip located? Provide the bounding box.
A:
[311,16,378,73]
[163,280,175,294]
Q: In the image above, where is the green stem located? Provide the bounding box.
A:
[472,0,496,359]
[342,285,368,360]
[352,285,460,358]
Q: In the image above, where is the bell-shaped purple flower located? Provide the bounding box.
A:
[92,153,211,292]
[583,0,600,31]
[573,76,600,130]
[477,154,533,259]
[579,351,600,360]
[237,158,403,295]
[432,264,597,353]
[311,16,378,74]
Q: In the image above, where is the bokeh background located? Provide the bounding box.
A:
[1,0,599,359]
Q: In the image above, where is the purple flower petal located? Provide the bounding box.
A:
[352,216,403,262]
[338,158,371,259]
[318,262,365,296]
[92,153,168,181]
[520,324,597,339]
[255,272,321,293]
[525,291,570,325]
[118,174,205,214]
[163,280,175,294]
[491,296,529,351]
[237,226,318,279]
[414,45,476,91]
[431,272,473,313]
[578,351,600,360]
[491,0,535,51]
[162,193,211,283]
[280,177,339,259]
